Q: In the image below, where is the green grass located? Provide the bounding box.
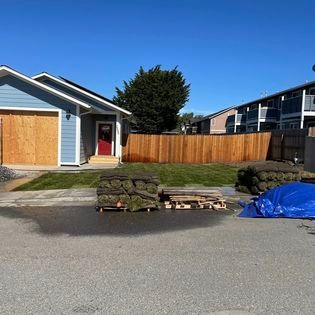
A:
[14,163,238,191]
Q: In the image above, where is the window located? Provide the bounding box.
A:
[250,104,257,110]
[309,88,315,95]
[267,99,274,108]
[238,107,247,114]
[292,91,300,97]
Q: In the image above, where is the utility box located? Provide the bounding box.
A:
[304,137,315,172]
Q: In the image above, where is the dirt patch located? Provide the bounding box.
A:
[0,171,45,192]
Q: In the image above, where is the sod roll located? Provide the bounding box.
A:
[235,162,301,195]
[97,172,160,211]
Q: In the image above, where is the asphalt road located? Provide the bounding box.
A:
[0,207,314,314]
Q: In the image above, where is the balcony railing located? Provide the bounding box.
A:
[247,108,279,121]
[247,109,258,120]
[281,96,302,115]
[260,108,279,120]
[226,115,235,125]
[237,113,247,123]
[281,95,315,114]
[226,114,247,125]
[305,95,315,111]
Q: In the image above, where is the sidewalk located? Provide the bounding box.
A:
[4,164,117,172]
[0,187,250,208]
[0,188,97,207]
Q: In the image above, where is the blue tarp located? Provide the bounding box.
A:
[239,182,315,218]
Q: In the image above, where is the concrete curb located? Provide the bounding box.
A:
[0,188,97,207]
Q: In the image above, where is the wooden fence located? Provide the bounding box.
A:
[268,129,308,162]
[122,132,272,163]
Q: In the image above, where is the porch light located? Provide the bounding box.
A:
[66,109,71,120]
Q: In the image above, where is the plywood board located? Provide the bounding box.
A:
[0,110,58,165]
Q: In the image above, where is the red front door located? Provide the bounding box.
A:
[98,123,112,155]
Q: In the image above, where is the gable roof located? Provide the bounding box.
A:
[193,106,235,124]
[32,72,131,115]
[0,65,91,109]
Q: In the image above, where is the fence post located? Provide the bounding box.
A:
[280,132,284,161]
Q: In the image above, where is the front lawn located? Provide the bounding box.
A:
[14,163,238,191]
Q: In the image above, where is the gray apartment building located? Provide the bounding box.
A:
[226,80,315,133]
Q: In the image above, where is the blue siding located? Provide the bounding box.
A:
[40,78,114,112]
[0,75,77,164]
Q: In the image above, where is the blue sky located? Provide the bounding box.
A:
[1,0,315,115]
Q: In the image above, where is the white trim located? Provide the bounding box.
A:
[95,121,115,156]
[32,72,132,115]
[234,110,238,133]
[75,106,81,166]
[301,89,306,129]
[116,112,121,158]
[257,103,261,131]
[57,109,62,166]
[304,111,315,116]
[0,106,59,112]
[0,66,91,109]
[280,95,284,129]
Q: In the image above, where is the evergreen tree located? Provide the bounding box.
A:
[113,65,190,133]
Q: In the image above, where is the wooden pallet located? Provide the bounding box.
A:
[165,194,226,210]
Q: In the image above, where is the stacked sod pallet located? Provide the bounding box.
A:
[97,172,160,211]
[236,162,301,195]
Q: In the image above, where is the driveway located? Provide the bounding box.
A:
[0,207,314,314]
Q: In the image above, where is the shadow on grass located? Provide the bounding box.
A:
[0,206,231,237]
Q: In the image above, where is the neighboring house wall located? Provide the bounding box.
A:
[210,109,236,134]
[0,75,77,164]
[233,84,315,133]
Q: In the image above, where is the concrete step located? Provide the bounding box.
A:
[89,161,119,165]
[89,158,119,162]
[88,155,119,165]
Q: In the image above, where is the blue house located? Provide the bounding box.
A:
[0,65,131,166]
